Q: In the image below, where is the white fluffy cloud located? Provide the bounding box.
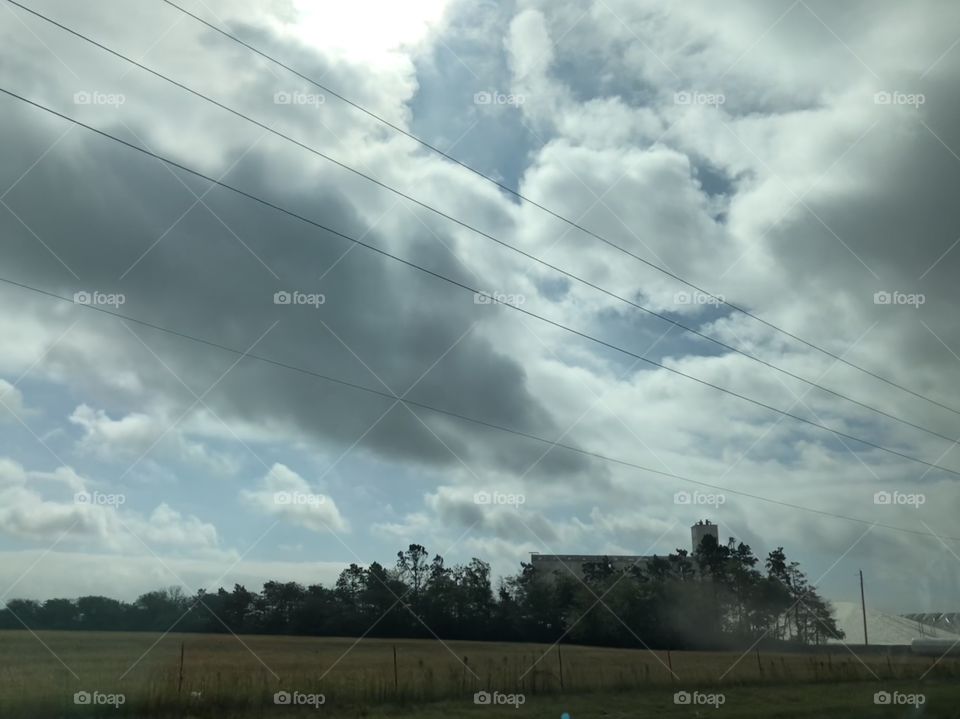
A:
[0,380,30,420]
[69,404,239,475]
[0,456,218,551]
[242,463,350,534]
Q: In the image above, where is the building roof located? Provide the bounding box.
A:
[530,554,656,562]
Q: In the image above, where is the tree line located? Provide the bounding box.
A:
[0,535,842,649]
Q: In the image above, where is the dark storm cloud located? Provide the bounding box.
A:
[0,84,600,480]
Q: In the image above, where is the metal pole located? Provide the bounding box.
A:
[859,570,868,645]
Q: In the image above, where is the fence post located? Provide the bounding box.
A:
[177,641,185,698]
[755,649,762,678]
[667,650,674,682]
[393,645,399,694]
[557,647,564,691]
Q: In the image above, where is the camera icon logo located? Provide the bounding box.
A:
[674,491,691,505]
[74,491,92,505]
[273,91,292,104]
[874,691,891,705]
[873,491,892,505]
[274,691,292,705]
[73,91,92,105]
[673,690,691,705]
[473,91,492,105]
[873,291,891,305]
[74,691,92,705]
[73,291,92,305]
[274,291,291,305]
[474,690,491,705]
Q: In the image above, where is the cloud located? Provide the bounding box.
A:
[0,380,30,420]
[242,463,350,533]
[68,404,239,475]
[0,456,218,551]
[0,549,347,601]
[0,0,958,612]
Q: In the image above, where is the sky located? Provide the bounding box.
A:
[0,0,959,616]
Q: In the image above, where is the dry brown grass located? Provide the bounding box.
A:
[0,630,956,717]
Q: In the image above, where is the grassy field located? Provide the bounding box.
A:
[0,630,957,717]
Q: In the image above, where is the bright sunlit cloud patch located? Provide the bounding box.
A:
[288,0,450,68]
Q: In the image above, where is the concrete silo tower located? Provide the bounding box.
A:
[691,519,719,552]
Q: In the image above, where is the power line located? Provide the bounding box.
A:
[7,0,960,448]
[1,272,957,543]
[154,0,960,419]
[2,88,960,480]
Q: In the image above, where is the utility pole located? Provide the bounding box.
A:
[859,570,868,645]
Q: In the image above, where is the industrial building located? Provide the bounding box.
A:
[902,612,960,635]
[530,519,719,580]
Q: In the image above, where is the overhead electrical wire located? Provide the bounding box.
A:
[2,86,960,482]
[6,0,960,450]
[1,273,957,543]
[149,0,960,419]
